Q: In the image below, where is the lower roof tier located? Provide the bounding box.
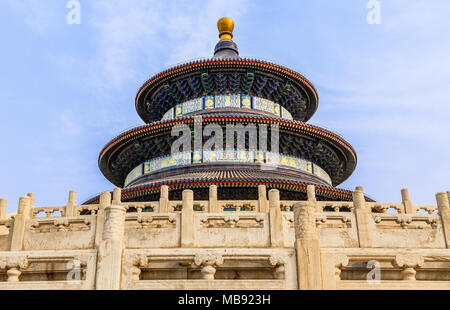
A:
[99,110,357,187]
[84,164,374,204]
[124,150,332,187]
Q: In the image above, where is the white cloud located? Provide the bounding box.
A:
[7,0,59,35]
[87,0,248,88]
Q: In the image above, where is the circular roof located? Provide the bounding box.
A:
[135,58,319,123]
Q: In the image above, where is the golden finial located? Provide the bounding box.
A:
[217,17,234,41]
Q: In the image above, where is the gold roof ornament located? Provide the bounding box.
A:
[217,17,234,41]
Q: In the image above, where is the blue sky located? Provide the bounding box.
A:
[0,0,449,212]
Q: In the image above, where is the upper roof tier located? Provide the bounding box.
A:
[135,18,319,123]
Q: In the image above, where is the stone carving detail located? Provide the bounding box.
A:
[396,215,412,229]
[315,214,327,228]
[193,253,224,280]
[200,214,263,228]
[223,215,240,228]
[54,218,70,232]
[29,218,91,233]
[293,202,317,239]
[103,206,126,240]
[136,215,154,228]
[124,254,149,282]
[268,255,286,280]
[332,254,349,280]
[426,216,439,229]
[0,256,30,282]
[393,254,424,281]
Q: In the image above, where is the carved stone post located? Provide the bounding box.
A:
[353,186,372,248]
[65,191,77,217]
[26,193,35,218]
[258,185,268,213]
[0,199,6,220]
[293,201,322,290]
[8,197,31,251]
[159,185,169,213]
[94,192,111,247]
[112,188,122,205]
[193,253,224,280]
[0,256,29,282]
[209,185,218,213]
[401,188,414,214]
[95,189,126,290]
[436,192,450,248]
[393,254,424,281]
[269,189,284,247]
[181,190,194,248]
[307,185,316,202]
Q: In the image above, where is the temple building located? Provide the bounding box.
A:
[89,17,369,205]
[0,18,449,290]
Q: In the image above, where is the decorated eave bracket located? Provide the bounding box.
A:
[201,71,214,95]
[163,82,182,104]
[241,70,254,94]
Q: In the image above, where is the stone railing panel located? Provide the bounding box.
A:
[24,216,96,251]
[121,248,296,290]
[194,213,269,248]
[0,250,97,289]
[124,213,181,248]
[33,206,66,218]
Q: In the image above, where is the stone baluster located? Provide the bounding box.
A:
[269,189,284,247]
[95,188,126,290]
[293,200,322,289]
[159,185,169,213]
[307,185,317,202]
[193,253,224,280]
[209,185,218,213]
[181,190,194,248]
[26,193,35,218]
[401,188,414,214]
[436,192,450,248]
[393,254,424,281]
[0,256,29,282]
[65,191,77,217]
[94,192,111,247]
[353,186,372,248]
[258,185,268,213]
[8,196,32,251]
[112,188,122,205]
